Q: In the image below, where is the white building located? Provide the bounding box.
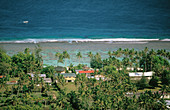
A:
[129,71,154,80]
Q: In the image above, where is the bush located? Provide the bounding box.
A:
[136,76,148,89]
[149,76,159,88]
[161,70,170,85]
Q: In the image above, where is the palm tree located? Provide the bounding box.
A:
[133,51,140,71]
[129,48,135,57]
[108,51,112,58]
[122,57,130,69]
[58,54,64,65]
[144,47,148,54]
[113,48,123,59]
[55,52,61,66]
[143,47,148,72]
[157,49,167,57]
[35,44,43,69]
[115,51,122,58]
[87,51,93,58]
[76,52,82,65]
[95,52,101,59]
[30,53,36,73]
[148,49,156,71]
[123,48,129,57]
[63,51,70,67]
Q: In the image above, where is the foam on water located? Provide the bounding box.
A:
[161,39,170,41]
[0,38,161,43]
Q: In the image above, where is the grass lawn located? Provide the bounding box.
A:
[138,87,161,93]
[64,82,78,93]
[9,77,19,81]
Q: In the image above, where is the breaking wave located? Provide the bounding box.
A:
[0,38,164,43]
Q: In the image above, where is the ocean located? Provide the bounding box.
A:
[0,0,170,42]
[0,0,170,66]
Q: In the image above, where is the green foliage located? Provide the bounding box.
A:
[90,53,102,69]
[151,56,169,76]
[161,70,170,86]
[137,76,148,89]
[103,65,117,75]
[23,85,28,93]
[149,76,159,88]
[138,91,166,109]
[76,52,82,64]
[0,50,12,75]
[41,65,55,78]
[0,48,169,109]
[67,91,80,109]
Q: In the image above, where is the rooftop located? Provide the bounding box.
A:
[129,71,154,77]
[55,73,76,77]
[44,78,52,83]
[78,70,95,74]
[27,73,46,78]
[55,66,65,72]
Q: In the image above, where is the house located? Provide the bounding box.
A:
[129,71,154,80]
[88,75,106,81]
[165,100,170,109]
[94,75,105,80]
[6,81,18,84]
[116,67,143,71]
[44,78,52,83]
[56,73,76,82]
[27,73,46,79]
[55,66,65,73]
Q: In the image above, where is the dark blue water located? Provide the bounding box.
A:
[0,0,170,41]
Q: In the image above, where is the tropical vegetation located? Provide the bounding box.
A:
[0,46,169,109]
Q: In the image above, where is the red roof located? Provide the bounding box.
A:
[0,76,5,78]
[10,81,17,83]
[78,70,95,74]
